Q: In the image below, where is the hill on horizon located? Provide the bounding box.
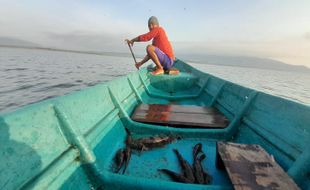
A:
[0,37,39,47]
[178,53,310,73]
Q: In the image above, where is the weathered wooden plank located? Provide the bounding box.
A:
[133,112,228,128]
[131,104,229,128]
[216,142,300,190]
[137,104,220,114]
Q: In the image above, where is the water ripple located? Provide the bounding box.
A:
[48,83,78,89]
[4,68,28,71]
[31,83,79,93]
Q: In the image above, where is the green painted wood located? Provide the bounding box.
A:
[53,105,96,164]
[0,59,309,189]
[127,77,143,103]
[210,82,226,106]
[225,91,258,139]
[138,71,204,100]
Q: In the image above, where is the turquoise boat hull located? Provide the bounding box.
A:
[1,60,309,189]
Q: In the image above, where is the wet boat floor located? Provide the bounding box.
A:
[109,138,232,186]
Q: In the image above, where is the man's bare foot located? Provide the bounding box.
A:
[151,68,164,75]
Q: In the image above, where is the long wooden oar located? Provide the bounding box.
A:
[126,41,138,67]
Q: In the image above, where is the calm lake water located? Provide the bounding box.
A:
[1,47,309,113]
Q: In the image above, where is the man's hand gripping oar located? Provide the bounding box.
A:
[125,39,140,70]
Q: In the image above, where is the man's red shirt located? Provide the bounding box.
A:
[138,27,175,60]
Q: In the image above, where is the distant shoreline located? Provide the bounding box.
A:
[0,44,133,58]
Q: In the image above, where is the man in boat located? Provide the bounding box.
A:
[125,16,175,75]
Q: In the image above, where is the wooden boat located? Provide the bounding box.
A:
[0,59,309,189]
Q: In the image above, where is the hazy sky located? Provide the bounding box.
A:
[0,0,309,67]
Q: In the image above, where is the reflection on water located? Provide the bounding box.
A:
[0,47,309,113]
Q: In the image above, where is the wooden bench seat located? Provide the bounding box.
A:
[131,104,229,128]
[216,142,300,190]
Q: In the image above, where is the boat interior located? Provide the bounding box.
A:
[1,60,309,189]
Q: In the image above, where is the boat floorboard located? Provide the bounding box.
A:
[131,104,229,128]
[216,142,300,190]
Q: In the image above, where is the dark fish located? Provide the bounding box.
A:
[125,128,175,151]
[193,143,202,158]
[192,143,212,184]
[173,149,195,183]
[193,154,206,184]
[135,135,175,149]
[114,148,125,173]
[129,141,148,151]
[122,146,132,174]
[124,128,147,151]
[158,169,193,183]
[124,127,132,145]
[203,169,213,184]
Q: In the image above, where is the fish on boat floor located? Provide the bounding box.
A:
[109,139,232,186]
